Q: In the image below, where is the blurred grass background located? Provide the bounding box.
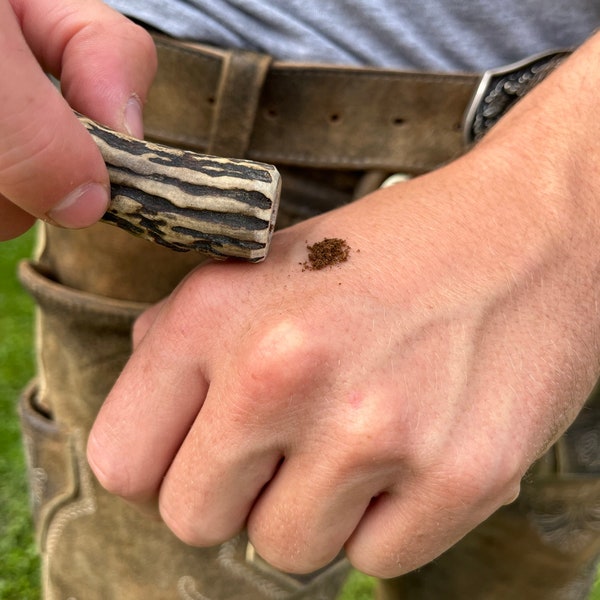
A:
[0,229,39,599]
[0,228,598,599]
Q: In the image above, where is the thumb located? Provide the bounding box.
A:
[0,0,156,239]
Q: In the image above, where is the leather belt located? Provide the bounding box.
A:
[143,32,569,174]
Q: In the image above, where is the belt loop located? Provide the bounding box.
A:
[207,48,272,158]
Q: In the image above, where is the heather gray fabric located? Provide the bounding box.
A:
[104,0,600,70]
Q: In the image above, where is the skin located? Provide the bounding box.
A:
[89,40,600,576]
[3,0,600,580]
[0,0,156,239]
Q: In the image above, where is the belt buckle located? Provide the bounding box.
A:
[463,49,571,145]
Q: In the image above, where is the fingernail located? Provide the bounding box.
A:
[124,95,144,139]
[47,182,110,228]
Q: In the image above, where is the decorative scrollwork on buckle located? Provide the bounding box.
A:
[463,49,572,145]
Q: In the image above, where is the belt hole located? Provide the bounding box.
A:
[207,95,215,105]
[392,117,405,126]
[329,113,341,124]
[265,107,279,119]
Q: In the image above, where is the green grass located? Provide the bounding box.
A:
[0,229,40,599]
[339,571,376,599]
[0,229,598,600]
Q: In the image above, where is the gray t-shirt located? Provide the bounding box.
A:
[105,0,599,71]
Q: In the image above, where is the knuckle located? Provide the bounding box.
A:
[249,538,337,576]
[87,446,133,498]
[161,513,201,547]
[326,396,406,474]
[249,317,310,368]
[339,405,390,448]
[95,471,129,498]
[345,547,401,579]
[159,501,224,549]
[248,506,342,575]
[444,443,524,506]
[87,427,150,501]
[239,316,322,399]
[345,529,412,578]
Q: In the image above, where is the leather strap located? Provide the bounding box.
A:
[144,32,480,173]
[207,49,272,158]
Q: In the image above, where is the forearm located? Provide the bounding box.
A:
[472,30,600,265]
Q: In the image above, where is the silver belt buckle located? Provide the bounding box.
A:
[463,49,571,145]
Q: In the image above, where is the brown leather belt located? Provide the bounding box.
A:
[143,32,569,174]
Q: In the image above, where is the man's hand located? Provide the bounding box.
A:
[87,36,600,577]
[0,0,156,240]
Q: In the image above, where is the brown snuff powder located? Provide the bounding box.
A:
[301,238,351,271]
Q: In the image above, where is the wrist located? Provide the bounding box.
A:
[473,32,600,255]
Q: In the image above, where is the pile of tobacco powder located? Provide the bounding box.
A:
[301,237,351,271]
